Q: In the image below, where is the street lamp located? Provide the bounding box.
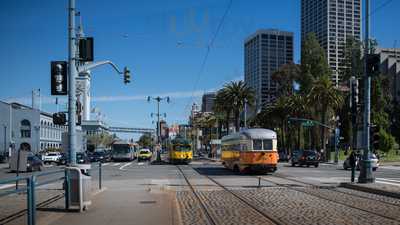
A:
[66,0,131,165]
[148,96,170,162]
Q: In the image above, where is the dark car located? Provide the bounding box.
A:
[291,150,320,167]
[56,153,67,165]
[77,152,90,164]
[27,155,44,172]
[89,151,110,162]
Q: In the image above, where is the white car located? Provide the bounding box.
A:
[42,152,62,164]
[343,153,379,171]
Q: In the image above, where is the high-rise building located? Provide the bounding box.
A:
[244,29,294,112]
[301,0,362,85]
[201,92,216,113]
[375,47,400,102]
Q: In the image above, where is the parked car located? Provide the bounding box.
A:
[27,154,44,172]
[343,153,379,171]
[138,149,152,161]
[291,149,320,167]
[42,152,62,164]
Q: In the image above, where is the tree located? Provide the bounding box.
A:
[340,36,363,82]
[214,89,232,135]
[300,32,331,93]
[87,133,115,150]
[222,81,255,132]
[308,75,343,158]
[272,62,301,97]
[379,128,396,153]
[138,133,152,148]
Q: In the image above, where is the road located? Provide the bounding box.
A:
[1,158,400,225]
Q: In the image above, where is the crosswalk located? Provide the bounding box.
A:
[376,177,400,187]
[99,162,150,170]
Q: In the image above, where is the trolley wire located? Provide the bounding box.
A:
[182,0,233,119]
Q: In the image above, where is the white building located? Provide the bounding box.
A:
[301,0,362,85]
[0,101,67,156]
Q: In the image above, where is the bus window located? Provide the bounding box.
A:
[263,139,273,150]
[253,139,262,150]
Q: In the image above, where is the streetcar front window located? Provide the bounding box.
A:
[253,139,262,150]
[263,139,273,150]
[175,145,191,151]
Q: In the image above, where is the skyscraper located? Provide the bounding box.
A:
[301,0,362,85]
[244,29,294,113]
[201,92,216,113]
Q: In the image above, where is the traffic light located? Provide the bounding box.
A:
[76,100,82,125]
[123,67,131,84]
[51,61,68,95]
[79,37,94,62]
[370,126,380,151]
[366,54,380,76]
[53,112,67,125]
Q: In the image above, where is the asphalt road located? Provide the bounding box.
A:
[1,158,399,188]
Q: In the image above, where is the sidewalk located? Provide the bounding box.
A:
[35,180,178,225]
[340,181,400,199]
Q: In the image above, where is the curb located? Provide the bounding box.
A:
[339,182,400,199]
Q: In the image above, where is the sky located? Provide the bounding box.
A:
[0,0,399,140]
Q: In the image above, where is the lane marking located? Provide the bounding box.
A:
[376,180,400,187]
[376,178,400,183]
[113,163,121,166]
[44,164,54,168]
[0,184,17,190]
[102,163,110,166]
[119,162,132,170]
[138,162,144,166]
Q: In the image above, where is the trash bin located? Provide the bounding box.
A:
[66,164,92,211]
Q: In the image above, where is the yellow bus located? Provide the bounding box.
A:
[221,128,278,173]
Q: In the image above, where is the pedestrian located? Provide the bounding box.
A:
[349,150,356,182]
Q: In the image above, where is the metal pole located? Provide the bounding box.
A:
[244,100,247,128]
[68,0,78,166]
[358,0,374,183]
[3,125,6,159]
[99,162,102,189]
[157,98,160,144]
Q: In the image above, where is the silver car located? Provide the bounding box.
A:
[343,153,379,171]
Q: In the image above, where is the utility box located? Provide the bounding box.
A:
[66,164,92,211]
[10,150,29,172]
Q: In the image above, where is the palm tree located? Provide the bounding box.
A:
[214,89,232,135]
[222,81,255,132]
[308,75,344,159]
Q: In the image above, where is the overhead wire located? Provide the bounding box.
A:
[181,0,233,121]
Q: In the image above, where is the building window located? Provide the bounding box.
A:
[20,119,31,138]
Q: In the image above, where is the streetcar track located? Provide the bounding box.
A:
[271,174,400,208]
[176,165,216,225]
[177,165,281,225]
[260,175,400,222]
[0,193,64,224]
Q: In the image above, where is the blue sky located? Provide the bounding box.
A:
[0,0,399,140]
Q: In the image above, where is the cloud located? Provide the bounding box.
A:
[2,89,216,105]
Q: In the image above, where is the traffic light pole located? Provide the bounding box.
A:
[358,0,374,183]
[68,0,78,165]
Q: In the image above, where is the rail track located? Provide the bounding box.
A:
[176,165,281,225]
[260,174,400,222]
